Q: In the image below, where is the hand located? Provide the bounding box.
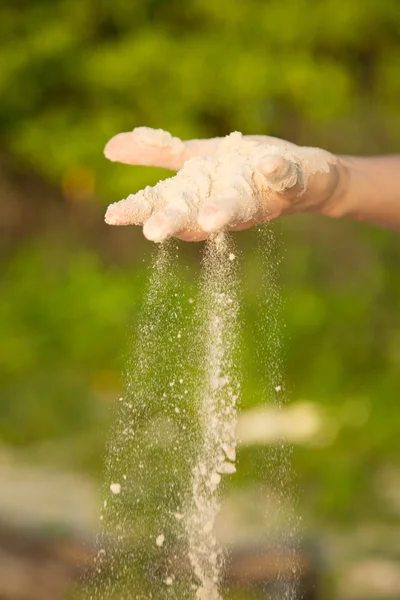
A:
[104,127,342,242]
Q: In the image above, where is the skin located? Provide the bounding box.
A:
[104,129,400,240]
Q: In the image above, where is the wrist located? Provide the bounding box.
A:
[301,151,400,228]
[318,155,354,220]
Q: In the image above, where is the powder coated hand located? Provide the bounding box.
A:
[104,127,342,242]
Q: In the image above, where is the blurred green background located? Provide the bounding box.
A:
[1,1,400,599]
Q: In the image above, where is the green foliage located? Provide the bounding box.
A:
[0,244,146,444]
[1,0,400,191]
[1,0,400,562]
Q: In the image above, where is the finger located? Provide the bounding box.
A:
[104,127,241,171]
[143,208,189,243]
[185,132,300,159]
[104,127,303,173]
[197,197,241,232]
[104,188,155,226]
[198,152,261,232]
[104,127,189,170]
[141,161,211,240]
[197,154,297,233]
[258,154,299,192]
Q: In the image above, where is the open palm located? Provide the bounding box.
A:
[104,127,339,242]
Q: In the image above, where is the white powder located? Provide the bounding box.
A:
[109,482,121,494]
[216,461,236,475]
[105,128,336,234]
[104,126,185,166]
[221,443,236,461]
[210,472,222,486]
[254,224,301,599]
[185,232,240,600]
[85,243,193,599]
[124,126,185,155]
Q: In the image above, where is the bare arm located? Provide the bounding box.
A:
[325,155,400,229]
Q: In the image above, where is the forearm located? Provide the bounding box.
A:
[322,155,400,229]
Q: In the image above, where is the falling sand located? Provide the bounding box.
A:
[79,234,241,600]
[72,123,317,599]
[80,232,299,600]
[185,232,240,599]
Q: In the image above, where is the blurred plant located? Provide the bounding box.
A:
[0,0,399,534]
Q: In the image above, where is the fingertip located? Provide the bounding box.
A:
[258,154,298,190]
[104,194,153,226]
[143,209,186,243]
[143,214,170,243]
[197,202,233,233]
[104,132,131,163]
[104,202,120,225]
[259,154,289,178]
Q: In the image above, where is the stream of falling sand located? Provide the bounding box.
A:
[185,232,240,600]
[80,228,302,600]
[87,242,193,599]
[256,225,300,600]
[84,234,240,600]
[85,227,301,600]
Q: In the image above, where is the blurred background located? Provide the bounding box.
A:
[1,0,400,598]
